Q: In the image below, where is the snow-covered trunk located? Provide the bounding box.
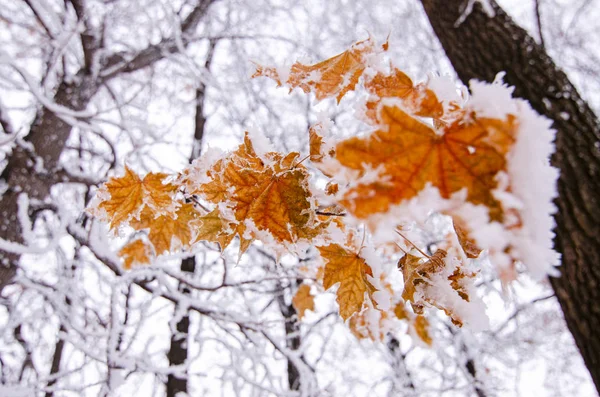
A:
[166,41,216,397]
[166,257,196,397]
[420,0,600,391]
[0,75,98,290]
[276,279,303,392]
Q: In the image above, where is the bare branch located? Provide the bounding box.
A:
[100,0,216,81]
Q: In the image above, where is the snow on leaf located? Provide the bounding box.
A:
[131,203,200,255]
[98,166,178,230]
[399,249,476,327]
[319,243,376,320]
[364,68,443,120]
[335,105,517,221]
[292,283,315,319]
[193,208,236,250]
[348,306,389,341]
[309,122,331,163]
[194,132,324,251]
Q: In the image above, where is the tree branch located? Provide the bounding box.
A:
[100,0,216,81]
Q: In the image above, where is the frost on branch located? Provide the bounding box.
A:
[89,37,559,346]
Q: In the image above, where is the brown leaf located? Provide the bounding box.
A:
[193,133,324,252]
[400,250,446,306]
[448,267,476,302]
[414,315,433,346]
[292,283,315,319]
[131,203,200,255]
[348,306,388,341]
[453,219,482,259]
[309,122,335,163]
[119,239,152,269]
[254,38,378,103]
[319,243,375,320]
[364,68,443,121]
[98,167,178,230]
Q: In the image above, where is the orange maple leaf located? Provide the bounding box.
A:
[193,133,323,252]
[119,239,153,269]
[253,38,379,103]
[99,166,178,230]
[319,243,375,320]
[131,203,200,255]
[335,105,517,221]
[292,283,315,319]
[364,68,443,120]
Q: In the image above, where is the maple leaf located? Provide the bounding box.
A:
[399,249,475,327]
[98,166,178,230]
[309,122,335,163]
[292,283,315,319]
[335,105,517,221]
[348,306,389,341]
[193,133,323,252]
[131,203,200,255]
[253,38,379,103]
[399,251,445,306]
[364,68,443,120]
[448,267,476,302]
[193,208,236,250]
[119,239,153,269]
[319,243,375,320]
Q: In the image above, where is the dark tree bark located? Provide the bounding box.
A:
[420,0,600,391]
[44,324,66,397]
[166,256,196,397]
[166,40,216,397]
[276,280,302,391]
[0,0,215,292]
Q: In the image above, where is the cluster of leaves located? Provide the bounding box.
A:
[90,37,557,344]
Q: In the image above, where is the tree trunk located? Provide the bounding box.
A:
[166,40,216,397]
[419,0,600,391]
[0,0,215,292]
[276,280,302,391]
[166,256,196,397]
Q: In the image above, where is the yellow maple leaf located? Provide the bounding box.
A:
[335,105,517,221]
[131,203,200,255]
[193,208,237,250]
[253,38,379,103]
[119,239,153,269]
[319,243,375,320]
[193,133,323,252]
[98,166,178,230]
[292,283,315,319]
